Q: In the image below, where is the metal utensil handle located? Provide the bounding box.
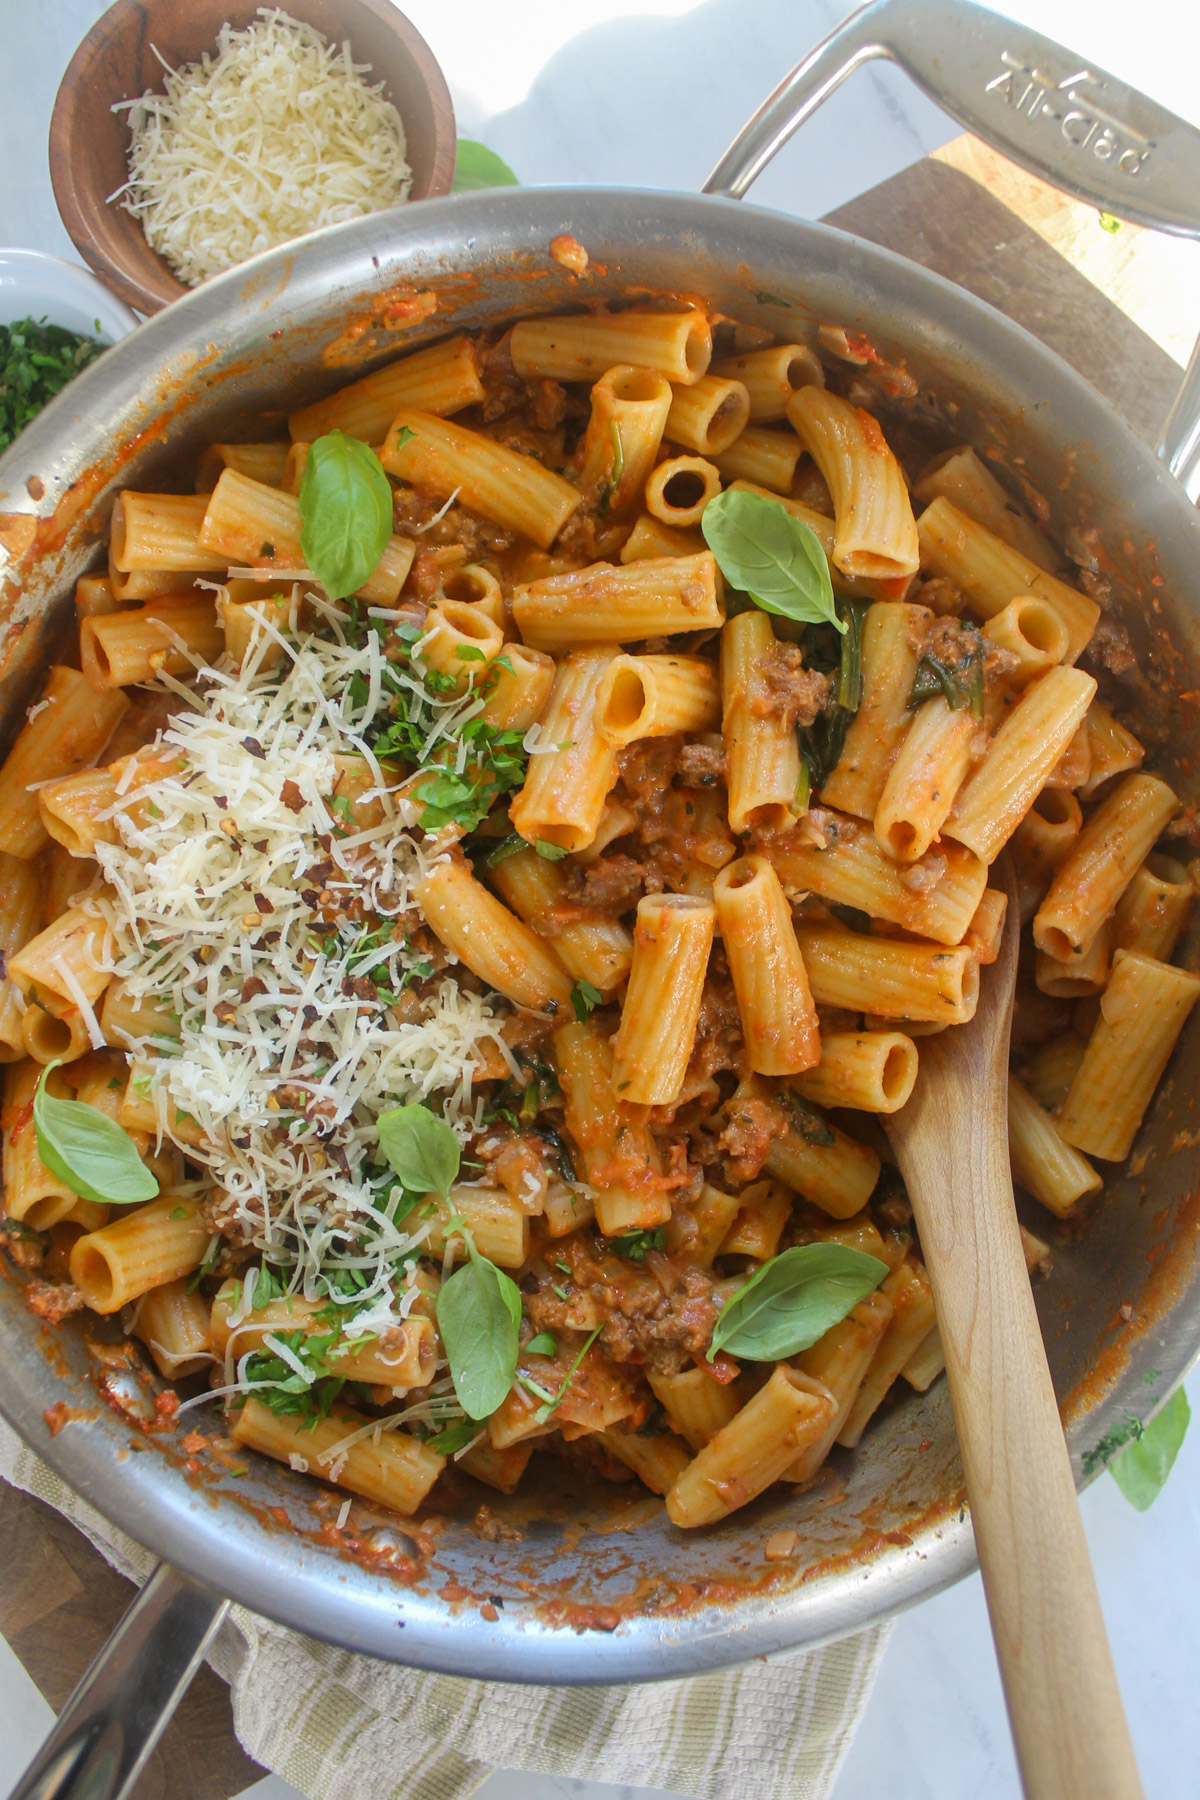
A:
[704,0,1200,496]
[9,1563,229,1800]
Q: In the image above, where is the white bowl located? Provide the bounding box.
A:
[0,248,138,342]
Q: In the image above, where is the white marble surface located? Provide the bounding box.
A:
[2,2,1200,1798]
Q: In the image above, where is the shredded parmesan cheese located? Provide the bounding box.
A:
[111,9,413,287]
[92,596,509,1337]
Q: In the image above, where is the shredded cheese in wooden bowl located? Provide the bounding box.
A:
[110,7,413,288]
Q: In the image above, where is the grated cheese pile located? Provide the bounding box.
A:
[111,8,413,287]
[91,596,512,1336]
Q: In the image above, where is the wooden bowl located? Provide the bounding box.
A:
[49,0,457,315]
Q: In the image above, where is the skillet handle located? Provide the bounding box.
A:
[9,1563,229,1800]
[703,0,1200,497]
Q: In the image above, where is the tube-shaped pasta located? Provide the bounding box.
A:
[553,1020,668,1232]
[666,1366,836,1528]
[794,922,979,1024]
[508,647,619,852]
[477,643,557,732]
[593,654,720,746]
[457,1437,535,1495]
[10,903,112,1016]
[110,492,228,573]
[1112,854,1193,962]
[220,588,294,669]
[512,553,724,649]
[945,665,1097,863]
[718,1180,792,1260]
[712,856,818,1075]
[510,310,712,385]
[1057,951,1200,1162]
[1008,1074,1102,1217]
[643,455,722,527]
[288,335,484,441]
[131,1279,213,1378]
[1035,922,1111,998]
[874,696,978,862]
[70,1197,210,1313]
[912,445,1057,570]
[441,562,506,624]
[1045,719,1092,793]
[100,979,180,1052]
[198,468,415,602]
[1079,701,1144,798]
[820,602,930,817]
[611,895,715,1105]
[762,815,987,947]
[576,365,673,514]
[81,596,225,690]
[413,854,573,1013]
[721,609,802,834]
[665,375,750,456]
[230,1399,444,1514]
[963,887,1009,966]
[211,1285,436,1388]
[1011,788,1083,921]
[787,388,919,581]
[1034,773,1180,961]
[488,847,632,992]
[916,497,1099,660]
[21,1004,93,1066]
[424,1187,531,1270]
[1022,1032,1088,1111]
[837,1261,936,1446]
[195,441,290,494]
[619,513,704,563]
[601,1425,693,1495]
[416,600,504,688]
[711,343,824,420]
[792,1031,918,1114]
[648,1367,745,1450]
[0,856,41,1061]
[663,1182,741,1266]
[728,1084,880,1218]
[712,427,802,494]
[2,1060,77,1228]
[381,409,581,549]
[0,668,129,861]
[108,560,198,603]
[785,1288,895,1481]
[901,1323,946,1392]
[983,597,1070,680]
[75,573,121,618]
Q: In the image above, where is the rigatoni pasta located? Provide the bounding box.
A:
[3,296,1194,1548]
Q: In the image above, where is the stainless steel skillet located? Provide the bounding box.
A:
[4,5,1200,1796]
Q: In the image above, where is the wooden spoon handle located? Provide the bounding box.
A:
[890,1068,1143,1800]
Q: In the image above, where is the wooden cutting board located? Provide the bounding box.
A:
[1,135,1197,1800]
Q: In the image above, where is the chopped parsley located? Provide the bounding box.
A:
[0,316,105,453]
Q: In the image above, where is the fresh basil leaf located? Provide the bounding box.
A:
[701,488,844,632]
[708,1243,887,1362]
[525,1331,557,1357]
[452,139,520,193]
[436,1242,522,1419]
[534,840,568,861]
[376,1102,460,1196]
[34,1064,158,1206]
[298,431,394,601]
[1110,1387,1190,1511]
[426,1416,478,1456]
[570,979,603,1022]
[606,1226,665,1262]
[483,832,527,869]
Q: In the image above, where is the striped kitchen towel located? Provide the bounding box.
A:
[0,1418,889,1800]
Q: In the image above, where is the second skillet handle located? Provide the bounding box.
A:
[9,1563,228,1800]
[703,0,1200,497]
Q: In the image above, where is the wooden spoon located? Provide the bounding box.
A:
[884,873,1143,1800]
